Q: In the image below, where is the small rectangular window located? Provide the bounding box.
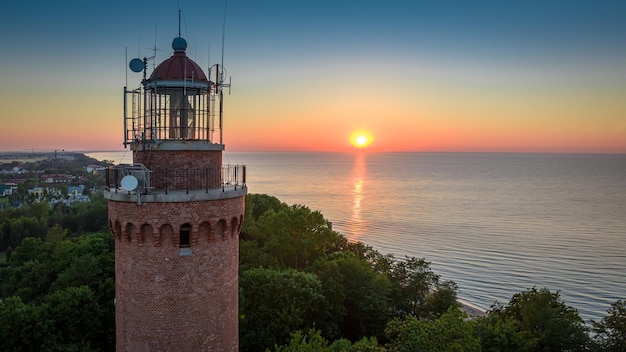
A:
[179,224,191,248]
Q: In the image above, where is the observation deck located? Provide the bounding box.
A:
[103,163,246,203]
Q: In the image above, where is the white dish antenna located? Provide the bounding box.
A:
[120,175,139,191]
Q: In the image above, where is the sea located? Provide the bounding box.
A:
[87,150,626,322]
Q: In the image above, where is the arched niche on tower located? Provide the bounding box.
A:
[140,224,153,246]
[199,221,212,243]
[230,217,239,239]
[216,219,227,241]
[114,221,122,242]
[124,223,135,244]
[158,224,174,247]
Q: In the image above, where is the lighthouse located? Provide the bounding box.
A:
[104,28,246,351]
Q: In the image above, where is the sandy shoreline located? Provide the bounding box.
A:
[459,300,488,317]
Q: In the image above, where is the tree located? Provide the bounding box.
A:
[6,236,46,265]
[5,216,48,249]
[0,296,38,352]
[4,230,113,303]
[273,329,331,352]
[474,305,536,352]
[385,307,479,352]
[273,329,387,352]
[0,231,115,351]
[427,280,460,319]
[4,245,12,262]
[37,285,105,351]
[242,194,285,229]
[0,286,109,352]
[310,252,392,342]
[385,257,458,320]
[477,287,591,352]
[249,204,346,269]
[4,237,49,302]
[350,336,387,352]
[593,300,626,352]
[239,268,325,352]
[239,238,280,271]
[51,195,108,234]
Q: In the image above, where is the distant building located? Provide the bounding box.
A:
[49,189,90,207]
[68,185,85,196]
[28,186,45,197]
[67,194,90,204]
[41,174,73,183]
[0,167,27,175]
[0,183,18,196]
[28,186,61,198]
[85,165,106,173]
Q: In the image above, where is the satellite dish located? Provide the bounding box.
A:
[129,58,145,73]
[120,175,139,191]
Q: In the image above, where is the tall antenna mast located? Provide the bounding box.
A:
[178,8,182,37]
[221,0,227,81]
[125,47,128,87]
[153,24,158,70]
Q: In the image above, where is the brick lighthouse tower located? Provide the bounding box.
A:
[104,26,246,351]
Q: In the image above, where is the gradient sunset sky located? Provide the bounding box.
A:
[1,0,624,153]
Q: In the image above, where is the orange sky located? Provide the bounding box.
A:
[0,1,625,153]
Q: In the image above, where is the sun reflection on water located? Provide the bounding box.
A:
[348,152,367,242]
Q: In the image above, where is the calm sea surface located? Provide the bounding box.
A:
[88,151,626,322]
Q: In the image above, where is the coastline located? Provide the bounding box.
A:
[459,299,488,317]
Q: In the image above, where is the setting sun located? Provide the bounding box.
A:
[350,130,373,149]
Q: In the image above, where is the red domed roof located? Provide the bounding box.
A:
[149,52,209,82]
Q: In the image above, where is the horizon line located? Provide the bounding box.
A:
[2,149,626,156]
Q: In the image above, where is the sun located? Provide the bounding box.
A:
[350,130,373,149]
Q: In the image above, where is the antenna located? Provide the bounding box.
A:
[178,8,182,37]
[153,24,158,70]
[125,47,128,87]
[221,0,227,78]
[127,29,156,80]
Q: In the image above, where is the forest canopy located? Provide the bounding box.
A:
[0,193,624,351]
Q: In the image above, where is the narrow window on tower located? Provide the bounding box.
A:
[179,224,191,248]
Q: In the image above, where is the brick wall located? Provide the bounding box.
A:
[134,150,223,190]
[134,150,222,170]
[109,196,244,352]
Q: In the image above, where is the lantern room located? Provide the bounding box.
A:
[124,35,225,147]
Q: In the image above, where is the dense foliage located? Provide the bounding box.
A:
[0,228,115,351]
[385,307,480,352]
[239,194,461,351]
[0,190,108,252]
[593,300,626,352]
[0,192,624,351]
[475,287,591,352]
[0,152,110,252]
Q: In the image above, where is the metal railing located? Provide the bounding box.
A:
[106,164,246,194]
